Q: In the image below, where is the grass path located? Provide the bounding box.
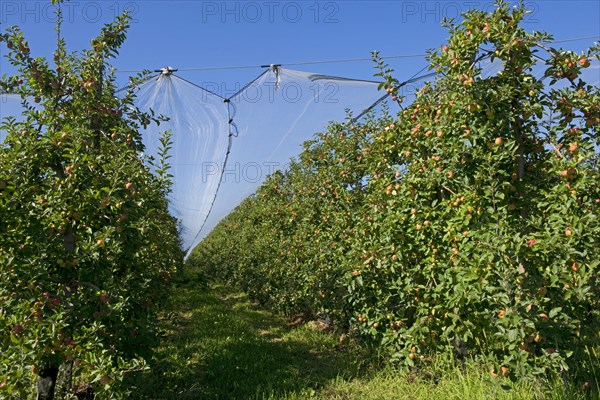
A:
[127,275,597,400]
[129,279,365,399]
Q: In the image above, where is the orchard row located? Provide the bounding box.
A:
[191,1,599,382]
[0,7,183,400]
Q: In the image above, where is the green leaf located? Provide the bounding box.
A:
[549,307,562,319]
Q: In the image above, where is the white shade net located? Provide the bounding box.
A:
[133,67,384,252]
[133,73,231,249]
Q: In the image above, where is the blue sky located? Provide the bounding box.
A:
[1,1,599,90]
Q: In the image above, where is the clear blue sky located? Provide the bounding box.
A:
[1,1,599,90]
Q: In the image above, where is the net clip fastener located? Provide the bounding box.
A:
[155,66,178,76]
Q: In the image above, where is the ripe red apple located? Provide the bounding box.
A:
[568,143,578,153]
[578,57,590,68]
[565,228,572,237]
[571,262,579,272]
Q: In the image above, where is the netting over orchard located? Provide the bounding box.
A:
[2,55,597,254]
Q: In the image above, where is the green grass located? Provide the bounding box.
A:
[127,274,598,400]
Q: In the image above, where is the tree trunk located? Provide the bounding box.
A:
[36,365,59,400]
[57,361,74,399]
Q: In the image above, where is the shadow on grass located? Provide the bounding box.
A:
[127,281,367,400]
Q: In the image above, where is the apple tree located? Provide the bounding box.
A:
[0,3,183,399]
[345,0,599,378]
[191,0,599,383]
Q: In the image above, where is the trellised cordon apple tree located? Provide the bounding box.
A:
[0,2,183,399]
[191,0,599,384]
